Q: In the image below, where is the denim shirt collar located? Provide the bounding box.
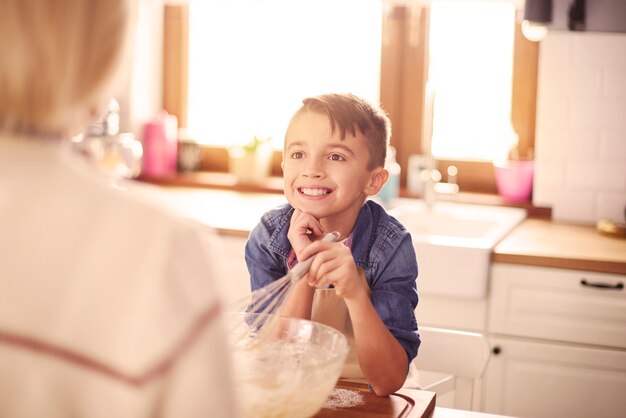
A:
[265,201,378,271]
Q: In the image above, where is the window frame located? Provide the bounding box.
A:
[162,3,538,195]
[380,5,538,194]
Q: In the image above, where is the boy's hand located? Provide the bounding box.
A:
[298,240,367,302]
[287,209,325,260]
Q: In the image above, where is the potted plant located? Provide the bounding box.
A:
[492,132,535,202]
[228,135,273,184]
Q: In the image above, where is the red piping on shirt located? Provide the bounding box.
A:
[0,302,222,387]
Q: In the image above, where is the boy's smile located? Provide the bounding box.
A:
[298,186,332,198]
[282,110,386,230]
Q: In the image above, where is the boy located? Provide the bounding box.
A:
[245,93,419,396]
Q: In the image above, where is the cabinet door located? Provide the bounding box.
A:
[483,337,626,418]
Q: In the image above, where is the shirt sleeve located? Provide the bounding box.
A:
[245,216,288,292]
[369,231,420,364]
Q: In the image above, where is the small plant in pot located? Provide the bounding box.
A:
[228,135,273,184]
[493,134,535,202]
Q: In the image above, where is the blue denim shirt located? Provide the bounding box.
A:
[245,199,420,364]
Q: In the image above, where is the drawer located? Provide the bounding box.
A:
[488,263,626,349]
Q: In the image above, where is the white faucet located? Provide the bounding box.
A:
[419,165,459,210]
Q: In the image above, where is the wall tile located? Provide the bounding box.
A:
[600,162,626,191]
[565,160,602,189]
[572,32,626,69]
[533,160,565,208]
[600,129,626,160]
[534,31,626,224]
[566,160,625,190]
[535,159,565,188]
[562,127,601,159]
[551,190,596,223]
[604,68,626,99]
[570,68,603,97]
[535,126,568,159]
[597,193,626,222]
[570,98,626,129]
[532,184,561,208]
[540,34,572,67]
[535,96,569,128]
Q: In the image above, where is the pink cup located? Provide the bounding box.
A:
[493,160,534,202]
[142,112,178,177]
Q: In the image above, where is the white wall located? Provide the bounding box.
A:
[533,31,626,224]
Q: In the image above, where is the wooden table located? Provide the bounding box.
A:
[314,380,436,418]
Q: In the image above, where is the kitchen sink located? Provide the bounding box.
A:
[388,200,526,299]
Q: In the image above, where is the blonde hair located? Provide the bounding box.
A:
[0,0,134,137]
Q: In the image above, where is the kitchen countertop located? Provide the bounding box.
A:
[149,186,287,237]
[152,186,626,275]
[493,218,626,275]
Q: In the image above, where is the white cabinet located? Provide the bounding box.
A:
[483,336,626,418]
[483,263,626,418]
[488,263,626,348]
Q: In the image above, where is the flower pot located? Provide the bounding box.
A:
[493,160,534,202]
[228,143,273,184]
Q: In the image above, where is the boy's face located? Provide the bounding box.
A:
[282,111,387,223]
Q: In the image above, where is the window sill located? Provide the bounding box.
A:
[135,171,551,219]
[136,171,285,194]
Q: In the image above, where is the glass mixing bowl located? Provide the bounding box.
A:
[224,312,349,418]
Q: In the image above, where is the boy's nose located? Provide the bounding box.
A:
[302,160,324,178]
[303,169,323,179]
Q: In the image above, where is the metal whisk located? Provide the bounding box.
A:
[227,231,340,343]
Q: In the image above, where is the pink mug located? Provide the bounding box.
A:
[142,112,178,177]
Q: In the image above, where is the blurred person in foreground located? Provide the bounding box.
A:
[0,1,237,417]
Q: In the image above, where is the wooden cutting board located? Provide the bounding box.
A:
[314,380,436,418]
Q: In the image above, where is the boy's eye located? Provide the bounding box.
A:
[328,153,345,161]
[290,151,304,159]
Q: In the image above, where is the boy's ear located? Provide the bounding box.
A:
[364,167,389,196]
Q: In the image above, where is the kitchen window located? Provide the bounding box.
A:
[164,0,538,195]
[380,0,538,193]
[428,0,516,161]
[186,0,382,150]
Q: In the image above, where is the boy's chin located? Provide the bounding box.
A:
[289,202,325,218]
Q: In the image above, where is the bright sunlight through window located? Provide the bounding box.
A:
[428,0,517,161]
[187,0,382,149]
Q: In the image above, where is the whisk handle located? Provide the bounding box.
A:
[289,231,340,282]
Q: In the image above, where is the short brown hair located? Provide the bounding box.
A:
[292,93,391,170]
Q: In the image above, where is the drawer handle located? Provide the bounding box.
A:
[580,279,624,290]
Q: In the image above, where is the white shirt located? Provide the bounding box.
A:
[0,134,238,418]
